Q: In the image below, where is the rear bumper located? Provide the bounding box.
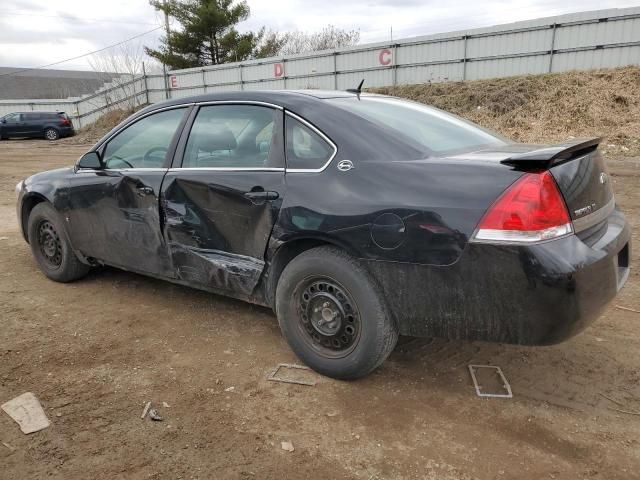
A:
[366,208,631,344]
[60,126,74,137]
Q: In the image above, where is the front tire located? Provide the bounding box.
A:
[44,128,59,141]
[27,203,89,282]
[276,246,398,380]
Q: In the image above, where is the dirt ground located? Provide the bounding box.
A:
[1,139,639,480]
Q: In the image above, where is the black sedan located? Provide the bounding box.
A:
[15,90,631,379]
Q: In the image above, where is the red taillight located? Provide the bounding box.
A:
[473,171,572,243]
[59,117,70,126]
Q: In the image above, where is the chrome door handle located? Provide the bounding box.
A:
[244,191,279,201]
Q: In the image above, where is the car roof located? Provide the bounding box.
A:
[144,89,379,112]
[12,111,64,114]
[281,89,359,99]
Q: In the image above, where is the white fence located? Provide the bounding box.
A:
[2,6,639,129]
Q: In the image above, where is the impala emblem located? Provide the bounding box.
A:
[599,172,608,184]
[575,203,596,217]
[337,160,354,172]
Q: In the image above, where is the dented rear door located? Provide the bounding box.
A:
[160,103,286,296]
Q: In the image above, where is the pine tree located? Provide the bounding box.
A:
[146,0,259,69]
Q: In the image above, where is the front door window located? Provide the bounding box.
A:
[102,108,186,169]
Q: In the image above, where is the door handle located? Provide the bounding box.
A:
[244,190,279,201]
[136,186,154,196]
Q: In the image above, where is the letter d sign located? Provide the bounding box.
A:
[274,63,284,78]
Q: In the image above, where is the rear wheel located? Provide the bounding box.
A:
[276,246,398,380]
[27,203,89,282]
[44,128,59,141]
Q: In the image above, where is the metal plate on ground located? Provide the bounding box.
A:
[468,365,513,398]
[267,363,317,386]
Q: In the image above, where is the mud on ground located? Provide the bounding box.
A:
[1,139,639,479]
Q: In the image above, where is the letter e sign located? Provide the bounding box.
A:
[378,49,392,66]
[274,63,284,77]
[170,75,178,88]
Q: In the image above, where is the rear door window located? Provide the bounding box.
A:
[182,105,280,169]
[285,115,335,171]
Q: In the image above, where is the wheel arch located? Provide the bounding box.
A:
[264,235,360,308]
[20,193,49,243]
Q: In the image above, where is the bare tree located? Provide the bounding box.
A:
[254,25,360,58]
[87,41,147,113]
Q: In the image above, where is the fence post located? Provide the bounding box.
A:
[75,100,82,129]
[548,23,557,73]
[142,62,150,105]
[202,69,207,93]
[163,64,169,100]
[239,63,244,90]
[333,51,338,90]
[282,58,287,90]
[392,44,398,87]
[462,35,468,81]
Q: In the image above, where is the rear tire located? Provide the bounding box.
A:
[275,246,398,380]
[44,128,59,141]
[27,203,89,282]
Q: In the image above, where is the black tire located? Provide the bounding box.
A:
[27,203,90,282]
[275,246,398,380]
[44,128,59,141]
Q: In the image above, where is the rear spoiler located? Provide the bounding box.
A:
[501,137,601,168]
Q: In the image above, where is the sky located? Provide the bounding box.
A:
[0,0,637,71]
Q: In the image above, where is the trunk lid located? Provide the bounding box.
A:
[449,138,614,234]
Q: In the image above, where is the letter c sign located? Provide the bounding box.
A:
[379,48,392,66]
[274,63,284,77]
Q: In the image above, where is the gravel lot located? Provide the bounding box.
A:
[1,139,639,480]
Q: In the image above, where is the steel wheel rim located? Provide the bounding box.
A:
[46,130,57,140]
[37,220,62,267]
[295,276,361,358]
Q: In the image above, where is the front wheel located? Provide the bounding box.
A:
[276,246,398,380]
[27,203,90,282]
[44,128,59,141]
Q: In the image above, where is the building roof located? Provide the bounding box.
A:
[0,67,117,100]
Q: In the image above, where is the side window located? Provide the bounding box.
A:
[4,114,21,123]
[183,105,278,168]
[24,113,41,121]
[103,108,186,169]
[285,115,334,170]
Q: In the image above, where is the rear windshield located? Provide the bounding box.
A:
[326,96,508,155]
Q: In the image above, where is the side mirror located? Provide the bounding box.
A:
[1,119,6,124]
[77,152,102,169]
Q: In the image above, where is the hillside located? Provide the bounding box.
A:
[371,66,640,156]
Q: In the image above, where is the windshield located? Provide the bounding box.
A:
[327,96,508,155]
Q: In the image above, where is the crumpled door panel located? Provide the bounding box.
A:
[161,173,285,296]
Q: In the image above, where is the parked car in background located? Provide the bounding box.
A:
[15,90,631,380]
[0,111,74,141]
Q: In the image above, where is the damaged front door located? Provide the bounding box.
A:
[161,103,285,296]
[68,107,189,276]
